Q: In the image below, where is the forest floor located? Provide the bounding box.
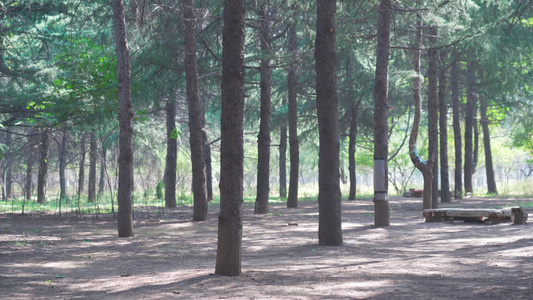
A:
[1,196,532,299]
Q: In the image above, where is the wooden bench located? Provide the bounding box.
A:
[423,207,519,224]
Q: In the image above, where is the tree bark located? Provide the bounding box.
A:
[451,59,462,199]
[88,132,97,203]
[428,26,439,209]
[479,94,498,194]
[254,4,272,214]
[183,0,208,221]
[37,131,48,204]
[464,61,475,195]
[316,0,343,244]
[164,91,177,208]
[438,51,450,203]
[112,0,134,237]
[287,23,299,208]
[215,0,245,276]
[374,0,392,225]
[409,16,433,210]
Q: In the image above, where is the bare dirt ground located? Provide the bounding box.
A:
[1,196,532,299]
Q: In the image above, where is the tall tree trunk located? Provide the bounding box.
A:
[439,51,450,203]
[215,0,245,276]
[113,0,134,237]
[464,61,475,195]
[5,128,12,200]
[428,26,439,209]
[78,134,86,199]
[287,23,299,208]
[479,94,498,194]
[88,132,97,203]
[99,146,107,196]
[373,0,392,225]
[183,0,208,221]
[316,0,343,244]
[279,117,287,198]
[164,91,177,208]
[254,4,272,214]
[37,131,49,204]
[409,16,433,210]
[451,59,462,199]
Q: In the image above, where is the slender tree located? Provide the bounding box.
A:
[279,108,287,198]
[428,26,439,208]
[164,91,177,208]
[464,61,476,195]
[37,131,49,204]
[77,134,86,200]
[451,59,462,199]
[88,132,97,203]
[215,0,245,276]
[183,0,208,221]
[316,0,343,244]
[479,94,498,194]
[287,22,299,208]
[112,0,134,237]
[373,0,391,225]
[409,16,433,210]
[254,3,273,214]
[438,51,450,203]
[5,129,13,200]
[346,57,361,201]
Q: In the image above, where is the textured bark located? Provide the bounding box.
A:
[373,0,392,225]
[479,94,498,194]
[464,61,475,195]
[88,132,97,203]
[428,26,439,209]
[77,134,86,199]
[254,4,272,214]
[451,59,462,199]
[37,131,48,204]
[215,0,245,276]
[316,0,343,244]
[164,92,177,208]
[439,51,450,203]
[287,23,299,209]
[183,0,208,221]
[409,17,433,210]
[113,0,134,237]
[279,118,287,198]
[473,116,479,172]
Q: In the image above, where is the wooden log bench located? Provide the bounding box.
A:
[423,207,517,224]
